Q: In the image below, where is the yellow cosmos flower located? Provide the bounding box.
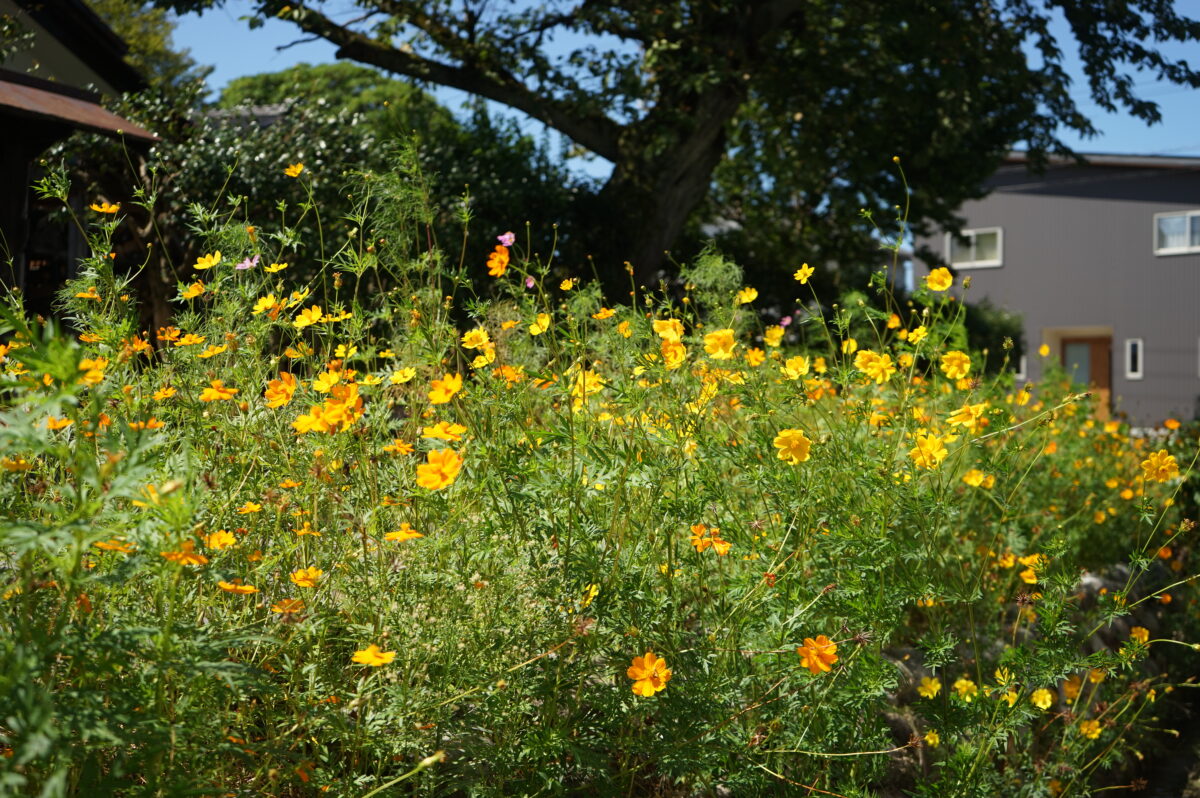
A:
[1030,688,1054,710]
[90,201,120,213]
[284,162,304,177]
[1130,626,1149,644]
[592,307,615,320]
[390,367,417,384]
[947,401,988,433]
[794,263,814,283]
[617,320,632,338]
[385,522,423,542]
[352,644,396,666]
[781,355,809,380]
[763,326,784,347]
[953,677,978,702]
[237,501,262,514]
[703,328,736,360]
[265,262,288,273]
[194,252,221,270]
[940,350,971,380]
[293,305,323,329]
[1140,450,1179,482]
[661,338,687,370]
[853,350,896,384]
[312,370,341,393]
[735,286,758,304]
[202,529,237,550]
[924,730,940,748]
[422,421,467,441]
[461,328,490,350]
[773,428,812,465]
[199,380,238,402]
[290,566,323,588]
[197,344,227,359]
[909,434,948,470]
[652,318,684,341]
[1079,719,1102,739]
[908,325,928,345]
[627,651,671,696]
[182,281,205,300]
[926,267,953,291]
[529,313,551,335]
[560,278,575,291]
[918,676,941,698]
[428,373,463,404]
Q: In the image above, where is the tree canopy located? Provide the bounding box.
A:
[151,0,1200,290]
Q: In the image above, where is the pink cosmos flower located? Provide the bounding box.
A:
[498,231,515,247]
[779,315,793,328]
[525,276,535,289]
[236,254,260,270]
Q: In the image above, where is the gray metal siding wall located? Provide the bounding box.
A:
[917,167,1200,425]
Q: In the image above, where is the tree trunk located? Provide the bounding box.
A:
[591,87,743,289]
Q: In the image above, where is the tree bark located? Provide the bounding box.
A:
[592,85,744,288]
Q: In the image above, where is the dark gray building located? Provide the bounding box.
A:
[917,152,1200,426]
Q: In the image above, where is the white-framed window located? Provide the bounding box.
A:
[1153,210,1200,255]
[945,227,1003,268]
[1014,355,1027,382]
[1125,338,1144,380]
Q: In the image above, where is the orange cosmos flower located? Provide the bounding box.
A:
[264,372,297,408]
[796,635,838,674]
[486,245,509,276]
[90,201,120,214]
[428,373,463,404]
[271,598,305,614]
[415,448,463,490]
[382,438,415,455]
[627,651,672,696]
[161,540,208,566]
[218,579,258,594]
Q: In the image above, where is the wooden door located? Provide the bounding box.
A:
[1062,337,1111,417]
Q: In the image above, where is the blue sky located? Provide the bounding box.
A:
[169,3,1200,181]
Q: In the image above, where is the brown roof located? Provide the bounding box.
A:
[0,70,157,142]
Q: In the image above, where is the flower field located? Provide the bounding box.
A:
[1,171,1198,797]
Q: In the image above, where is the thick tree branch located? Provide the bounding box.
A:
[275,2,623,161]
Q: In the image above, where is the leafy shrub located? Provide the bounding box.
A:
[1,165,1196,797]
